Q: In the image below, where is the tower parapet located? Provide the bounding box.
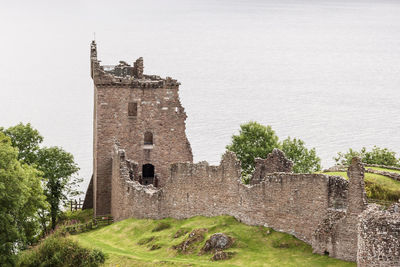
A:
[90,44,179,89]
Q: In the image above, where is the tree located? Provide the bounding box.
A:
[36,147,81,230]
[226,122,322,178]
[0,123,43,165]
[226,121,279,176]
[334,146,399,167]
[281,137,321,173]
[2,123,82,232]
[0,132,47,266]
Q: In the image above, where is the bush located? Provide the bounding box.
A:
[334,146,399,167]
[59,209,94,224]
[17,235,105,267]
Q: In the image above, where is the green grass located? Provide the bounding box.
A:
[323,172,400,202]
[71,215,355,267]
[366,166,400,174]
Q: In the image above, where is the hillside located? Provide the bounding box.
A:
[324,167,400,204]
[71,215,355,267]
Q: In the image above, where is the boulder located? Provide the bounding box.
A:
[202,233,233,252]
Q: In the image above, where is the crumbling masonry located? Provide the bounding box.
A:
[84,41,400,265]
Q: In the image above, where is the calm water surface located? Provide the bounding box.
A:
[0,0,399,192]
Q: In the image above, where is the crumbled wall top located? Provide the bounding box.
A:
[90,40,179,88]
[251,148,293,184]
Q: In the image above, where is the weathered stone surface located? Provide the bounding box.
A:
[201,233,233,253]
[358,202,400,267]
[250,148,293,185]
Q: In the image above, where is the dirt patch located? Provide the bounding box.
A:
[173,228,208,254]
[211,251,235,261]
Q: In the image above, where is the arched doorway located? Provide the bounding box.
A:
[142,164,154,185]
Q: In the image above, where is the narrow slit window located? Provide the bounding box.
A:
[128,102,138,116]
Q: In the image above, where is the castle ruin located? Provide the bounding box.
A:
[84,41,400,266]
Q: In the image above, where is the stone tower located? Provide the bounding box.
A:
[89,41,193,216]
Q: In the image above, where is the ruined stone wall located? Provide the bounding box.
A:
[311,158,366,262]
[358,203,400,267]
[91,41,193,216]
[111,147,365,262]
[111,147,163,220]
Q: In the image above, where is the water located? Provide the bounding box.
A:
[0,0,399,192]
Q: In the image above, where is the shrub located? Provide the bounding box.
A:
[334,146,399,167]
[17,235,105,267]
[59,209,94,224]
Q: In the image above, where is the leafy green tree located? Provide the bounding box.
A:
[226,121,279,176]
[281,137,321,173]
[334,146,399,167]
[36,147,81,230]
[0,132,47,266]
[226,122,321,178]
[2,123,82,232]
[0,123,43,165]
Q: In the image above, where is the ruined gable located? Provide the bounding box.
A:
[250,148,293,185]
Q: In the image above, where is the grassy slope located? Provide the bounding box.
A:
[367,166,400,174]
[71,216,355,267]
[323,171,400,202]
